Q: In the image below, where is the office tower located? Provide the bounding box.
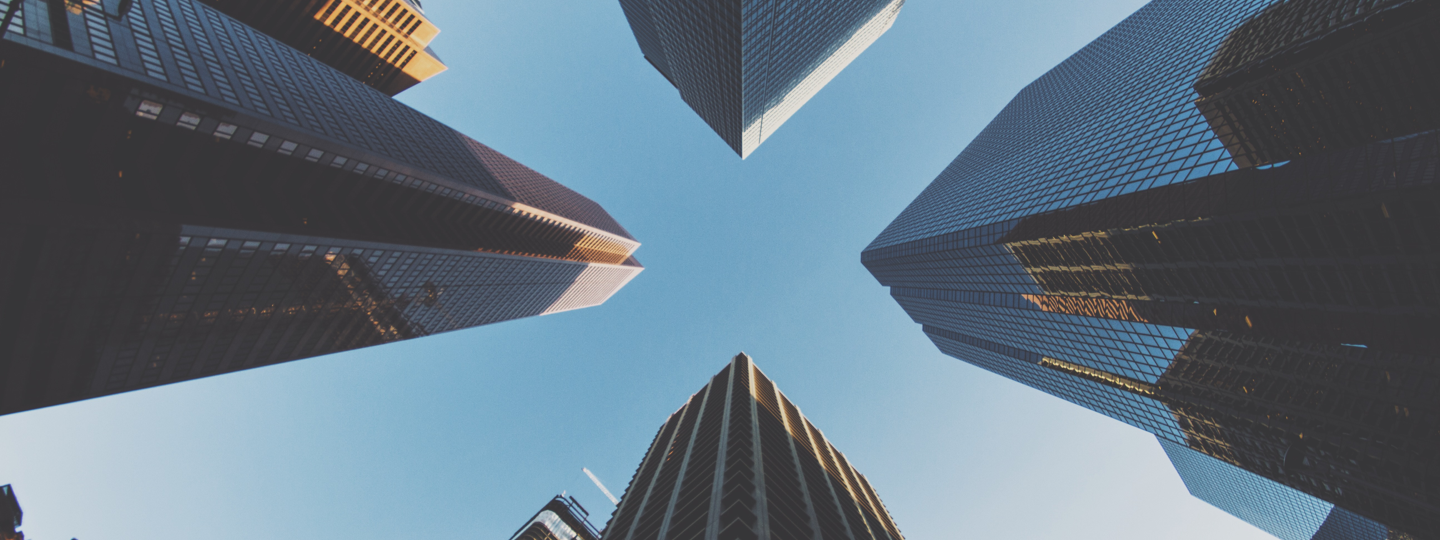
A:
[1161,441,1393,540]
[602,353,905,540]
[863,0,1436,536]
[617,0,903,158]
[0,0,641,416]
[194,0,444,95]
[507,495,600,540]
[1,485,18,540]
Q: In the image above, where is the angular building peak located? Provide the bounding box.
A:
[0,0,640,416]
[863,0,1438,536]
[603,353,905,540]
[618,0,904,158]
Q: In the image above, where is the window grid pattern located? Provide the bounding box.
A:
[1161,438,1340,540]
[604,355,906,540]
[8,0,630,239]
[618,0,902,157]
[868,0,1275,250]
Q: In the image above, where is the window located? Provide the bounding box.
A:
[278,141,299,156]
[214,123,238,140]
[354,163,370,174]
[176,112,201,130]
[136,100,164,120]
[330,156,348,168]
[305,148,325,162]
[247,132,270,148]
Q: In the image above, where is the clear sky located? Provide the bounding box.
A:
[2,1,1282,539]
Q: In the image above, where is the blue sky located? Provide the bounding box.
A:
[1,1,1279,539]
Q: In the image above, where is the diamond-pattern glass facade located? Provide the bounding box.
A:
[863,0,1438,536]
[0,0,641,415]
[618,0,902,157]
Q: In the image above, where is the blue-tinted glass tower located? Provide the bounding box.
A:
[617,0,903,158]
[0,0,641,416]
[1161,440,1392,540]
[863,0,1438,536]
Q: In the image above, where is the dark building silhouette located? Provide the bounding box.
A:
[1,485,18,540]
[617,0,903,158]
[602,353,904,540]
[507,495,600,540]
[195,0,445,95]
[863,0,1436,536]
[0,0,640,416]
[1194,0,1439,168]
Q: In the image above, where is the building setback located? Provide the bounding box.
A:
[508,495,601,540]
[617,0,903,158]
[863,0,1436,537]
[1161,441,1393,540]
[0,0,641,416]
[602,353,904,540]
[195,0,446,95]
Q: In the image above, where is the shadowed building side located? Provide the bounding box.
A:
[861,0,1438,536]
[1194,0,1440,168]
[602,353,904,540]
[0,0,641,416]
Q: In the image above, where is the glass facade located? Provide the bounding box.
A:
[603,354,904,540]
[617,0,903,157]
[0,0,641,415]
[195,0,447,96]
[1162,439,1392,540]
[508,497,601,540]
[863,0,1437,536]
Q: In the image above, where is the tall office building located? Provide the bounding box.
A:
[195,0,445,95]
[863,0,1437,537]
[1161,441,1395,540]
[617,0,903,158]
[602,353,905,540]
[507,495,601,540]
[0,0,641,416]
[1,485,19,540]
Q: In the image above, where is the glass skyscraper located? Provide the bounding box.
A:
[0,0,641,415]
[1161,440,1392,540]
[602,353,905,540]
[195,0,446,95]
[617,0,903,158]
[507,495,601,540]
[863,0,1436,537]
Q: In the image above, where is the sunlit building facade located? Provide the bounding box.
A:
[602,353,905,540]
[863,0,1437,537]
[194,0,445,95]
[507,496,600,540]
[0,0,641,416]
[617,0,903,158]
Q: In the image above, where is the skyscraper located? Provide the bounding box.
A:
[617,0,904,158]
[863,0,1436,536]
[0,0,641,416]
[508,495,601,540]
[195,0,446,95]
[602,353,905,540]
[1161,441,1392,540]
